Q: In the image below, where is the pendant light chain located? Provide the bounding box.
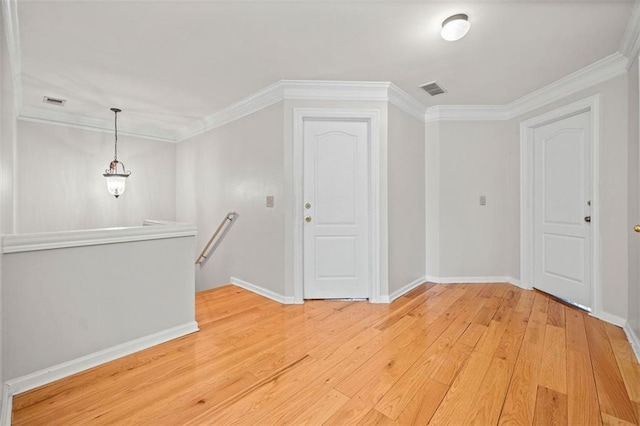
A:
[113,109,119,161]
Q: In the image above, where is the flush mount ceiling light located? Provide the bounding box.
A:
[441,13,471,41]
[103,108,131,198]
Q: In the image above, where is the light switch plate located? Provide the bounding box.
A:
[479,195,486,206]
[266,195,275,208]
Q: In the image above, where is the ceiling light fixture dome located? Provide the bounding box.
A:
[441,13,470,41]
[103,107,131,198]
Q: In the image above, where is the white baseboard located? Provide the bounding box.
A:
[425,275,521,287]
[3,321,199,404]
[389,276,427,302]
[1,383,12,426]
[371,295,391,304]
[231,277,288,304]
[590,310,627,327]
[623,322,640,363]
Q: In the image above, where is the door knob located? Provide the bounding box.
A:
[305,216,312,223]
[635,224,640,233]
[584,216,591,223]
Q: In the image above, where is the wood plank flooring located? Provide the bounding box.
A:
[12,283,640,425]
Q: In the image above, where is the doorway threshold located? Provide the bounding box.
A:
[305,298,368,302]
[533,287,591,313]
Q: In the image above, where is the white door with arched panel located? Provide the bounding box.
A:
[302,120,369,299]
[533,111,592,308]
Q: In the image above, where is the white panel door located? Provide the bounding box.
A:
[534,111,591,308]
[303,120,369,299]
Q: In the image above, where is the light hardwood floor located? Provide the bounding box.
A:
[12,283,640,425]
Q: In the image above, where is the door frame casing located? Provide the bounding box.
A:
[292,108,382,303]
[520,95,601,314]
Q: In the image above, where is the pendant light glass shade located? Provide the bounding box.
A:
[441,14,470,41]
[104,161,129,198]
[103,108,131,198]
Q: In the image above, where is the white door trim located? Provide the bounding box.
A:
[520,95,601,314]
[292,108,382,303]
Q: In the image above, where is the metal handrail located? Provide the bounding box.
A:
[195,211,237,264]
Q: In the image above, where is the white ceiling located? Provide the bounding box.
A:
[7,0,637,134]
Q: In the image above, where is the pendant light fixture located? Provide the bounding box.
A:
[441,13,471,41]
[103,107,131,198]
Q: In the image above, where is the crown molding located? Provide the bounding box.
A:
[621,0,640,66]
[388,83,428,122]
[175,81,285,142]
[508,52,628,118]
[176,80,427,142]
[425,105,510,123]
[281,79,391,102]
[9,78,427,144]
[424,52,628,123]
[2,2,176,143]
[18,106,177,143]
[2,0,629,140]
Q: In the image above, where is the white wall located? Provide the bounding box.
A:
[15,121,176,233]
[388,104,425,293]
[425,121,440,279]
[426,74,630,319]
[1,24,14,237]
[3,229,196,381]
[425,120,515,282]
[436,121,513,279]
[628,57,639,337]
[176,103,285,293]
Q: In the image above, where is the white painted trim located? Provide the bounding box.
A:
[4,321,198,398]
[291,108,382,303]
[388,83,428,122]
[520,95,602,315]
[389,276,427,302]
[18,106,176,143]
[507,277,522,287]
[282,80,390,102]
[621,0,640,65]
[230,277,291,304]
[4,80,426,144]
[0,383,11,426]
[0,1,177,144]
[3,50,626,142]
[589,311,626,328]
[424,53,627,122]
[425,275,520,286]
[425,105,510,122]
[176,81,285,142]
[3,223,197,254]
[142,219,192,227]
[511,54,625,118]
[623,322,640,362]
[177,81,425,142]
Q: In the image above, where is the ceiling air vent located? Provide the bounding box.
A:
[419,81,447,97]
[43,96,66,106]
